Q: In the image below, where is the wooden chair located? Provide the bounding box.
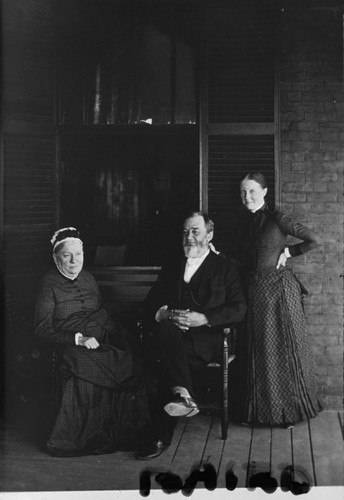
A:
[206,327,237,440]
[139,322,237,440]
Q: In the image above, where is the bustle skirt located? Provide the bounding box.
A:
[243,268,322,426]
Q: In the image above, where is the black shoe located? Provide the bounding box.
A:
[164,395,199,417]
[136,440,170,460]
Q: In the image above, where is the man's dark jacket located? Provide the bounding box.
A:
[144,250,247,362]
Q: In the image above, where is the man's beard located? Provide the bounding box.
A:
[183,240,208,258]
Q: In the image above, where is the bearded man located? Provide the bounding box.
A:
[136,212,246,460]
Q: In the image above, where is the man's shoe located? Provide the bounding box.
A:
[136,440,170,460]
[164,395,199,417]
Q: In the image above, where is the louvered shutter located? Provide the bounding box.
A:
[2,0,55,294]
[201,0,278,257]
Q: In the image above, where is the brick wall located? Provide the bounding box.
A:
[279,2,343,409]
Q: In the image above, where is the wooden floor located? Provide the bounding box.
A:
[1,411,343,494]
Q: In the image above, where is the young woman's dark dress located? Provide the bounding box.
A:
[35,268,150,456]
[236,205,322,426]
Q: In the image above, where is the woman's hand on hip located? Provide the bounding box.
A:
[276,251,288,269]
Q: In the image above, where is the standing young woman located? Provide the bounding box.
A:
[237,172,322,427]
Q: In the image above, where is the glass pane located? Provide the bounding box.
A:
[57,0,197,125]
[60,131,199,265]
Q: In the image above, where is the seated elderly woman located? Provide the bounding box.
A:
[34,227,150,457]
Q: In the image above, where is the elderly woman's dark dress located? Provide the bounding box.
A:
[236,205,322,426]
[35,267,150,456]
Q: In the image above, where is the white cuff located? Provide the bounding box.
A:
[155,305,168,322]
[75,333,83,345]
[284,247,291,258]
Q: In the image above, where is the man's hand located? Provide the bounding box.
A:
[169,309,209,331]
[78,336,100,349]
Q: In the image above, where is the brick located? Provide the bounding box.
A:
[315,354,342,365]
[321,141,342,151]
[307,294,333,305]
[292,81,324,92]
[307,132,322,141]
[282,193,307,203]
[281,142,291,152]
[281,170,306,183]
[324,263,344,274]
[326,183,342,194]
[315,374,332,385]
[302,91,330,102]
[325,224,343,234]
[282,112,305,122]
[308,172,339,182]
[312,335,339,346]
[305,112,338,122]
[305,284,323,294]
[315,366,327,376]
[305,305,322,315]
[288,92,302,101]
[279,203,294,214]
[322,396,342,410]
[323,386,343,396]
[305,152,337,161]
[333,295,344,305]
[320,131,340,141]
[283,131,308,141]
[308,325,327,335]
[323,283,344,294]
[322,232,342,242]
[281,152,305,162]
[293,202,324,212]
[281,122,292,133]
[290,121,319,132]
[297,273,324,288]
[326,366,344,377]
[322,98,341,109]
[333,91,344,102]
[319,121,342,129]
[290,161,314,171]
[325,81,344,92]
[306,192,337,201]
[282,182,314,192]
[325,345,343,356]
[324,202,341,212]
[323,161,344,171]
[288,62,321,73]
[291,142,321,152]
[311,345,326,356]
[308,314,341,325]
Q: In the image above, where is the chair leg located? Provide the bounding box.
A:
[222,328,230,440]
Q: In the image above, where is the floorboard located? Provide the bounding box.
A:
[217,422,252,488]
[291,419,316,486]
[310,411,344,486]
[168,414,212,481]
[199,416,226,473]
[247,426,273,487]
[270,426,293,484]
